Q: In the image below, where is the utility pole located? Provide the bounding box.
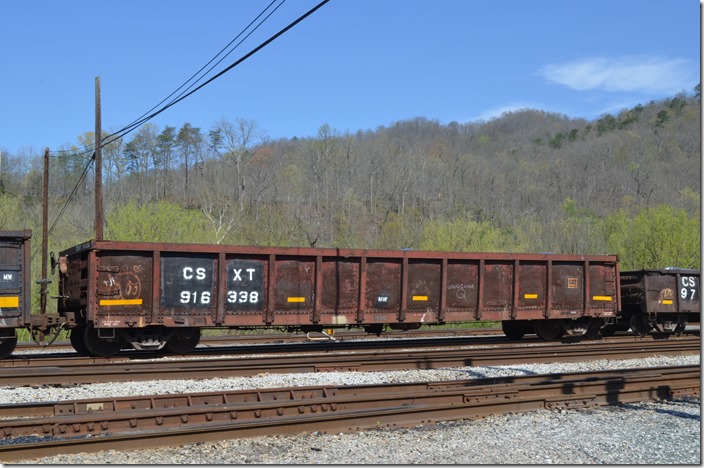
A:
[40,148,50,316]
[95,77,103,240]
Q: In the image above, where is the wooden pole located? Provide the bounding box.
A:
[95,77,103,240]
[40,147,50,316]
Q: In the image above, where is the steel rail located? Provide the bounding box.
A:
[2,333,526,368]
[0,365,699,462]
[12,327,699,355]
[13,327,506,352]
[0,338,699,386]
[7,331,696,368]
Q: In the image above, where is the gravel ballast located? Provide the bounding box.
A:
[3,354,700,464]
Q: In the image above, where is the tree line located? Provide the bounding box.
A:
[0,88,699,310]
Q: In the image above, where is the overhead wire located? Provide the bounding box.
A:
[43,0,330,235]
[106,0,330,144]
[102,0,330,147]
[30,152,95,261]
[49,0,285,156]
[110,0,286,146]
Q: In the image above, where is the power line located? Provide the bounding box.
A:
[46,0,283,156]
[113,0,286,145]
[30,153,94,262]
[49,0,309,156]
[101,0,329,148]
[43,0,330,233]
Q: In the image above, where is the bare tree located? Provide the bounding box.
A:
[201,200,237,244]
[216,117,264,212]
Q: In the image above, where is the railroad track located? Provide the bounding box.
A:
[5,330,697,368]
[14,326,698,352]
[2,337,699,386]
[3,333,532,367]
[13,327,505,353]
[0,365,698,462]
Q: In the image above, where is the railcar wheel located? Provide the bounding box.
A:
[534,320,563,340]
[583,322,602,339]
[673,322,686,335]
[0,332,17,359]
[70,324,91,356]
[502,320,527,340]
[84,323,122,357]
[630,314,653,337]
[165,328,201,354]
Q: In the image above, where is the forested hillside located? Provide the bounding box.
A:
[0,89,700,308]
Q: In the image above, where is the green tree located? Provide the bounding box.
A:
[516,217,607,255]
[0,194,24,229]
[418,216,520,252]
[176,123,203,205]
[606,205,700,270]
[106,200,209,244]
[655,110,669,128]
[156,126,177,200]
[548,133,564,149]
[596,114,617,135]
[123,123,159,203]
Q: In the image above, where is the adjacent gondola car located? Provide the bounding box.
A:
[0,230,32,358]
[619,268,700,335]
[56,239,621,356]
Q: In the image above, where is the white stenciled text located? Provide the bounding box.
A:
[183,267,207,280]
[680,276,698,300]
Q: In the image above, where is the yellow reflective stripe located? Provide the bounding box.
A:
[100,299,143,306]
[592,296,612,301]
[0,296,19,308]
[524,293,539,299]
[412,295,428,301]
[662,300,673,305]
[287,297,306,303]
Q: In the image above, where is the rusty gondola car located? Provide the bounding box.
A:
[0,230,32,358]
[619,268,700,335]
[56,239,621,357]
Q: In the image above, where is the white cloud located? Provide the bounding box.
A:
[474,102,543,121]
[539,56,695,94]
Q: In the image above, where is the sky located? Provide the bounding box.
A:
[1,0,700,156]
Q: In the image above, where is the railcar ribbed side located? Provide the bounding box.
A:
[57,240,621,356]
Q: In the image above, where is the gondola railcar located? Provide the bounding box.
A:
[0,230,32,358]
[56,239,621,356]
[619,268,700,335]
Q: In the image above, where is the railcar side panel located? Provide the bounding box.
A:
[549,263,584,316]
[159,253,217,326]
[442,261,478,321]
[319,258,358,325]
[272,256,315,323]
[588,262,618,310]
[364,258,401,323]
[94,252,153,327]
[58,241,620,331]
[478,261,513,321]
[515,262,546,318]
[224,256,268,312]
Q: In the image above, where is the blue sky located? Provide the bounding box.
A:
[1,0,699,156]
